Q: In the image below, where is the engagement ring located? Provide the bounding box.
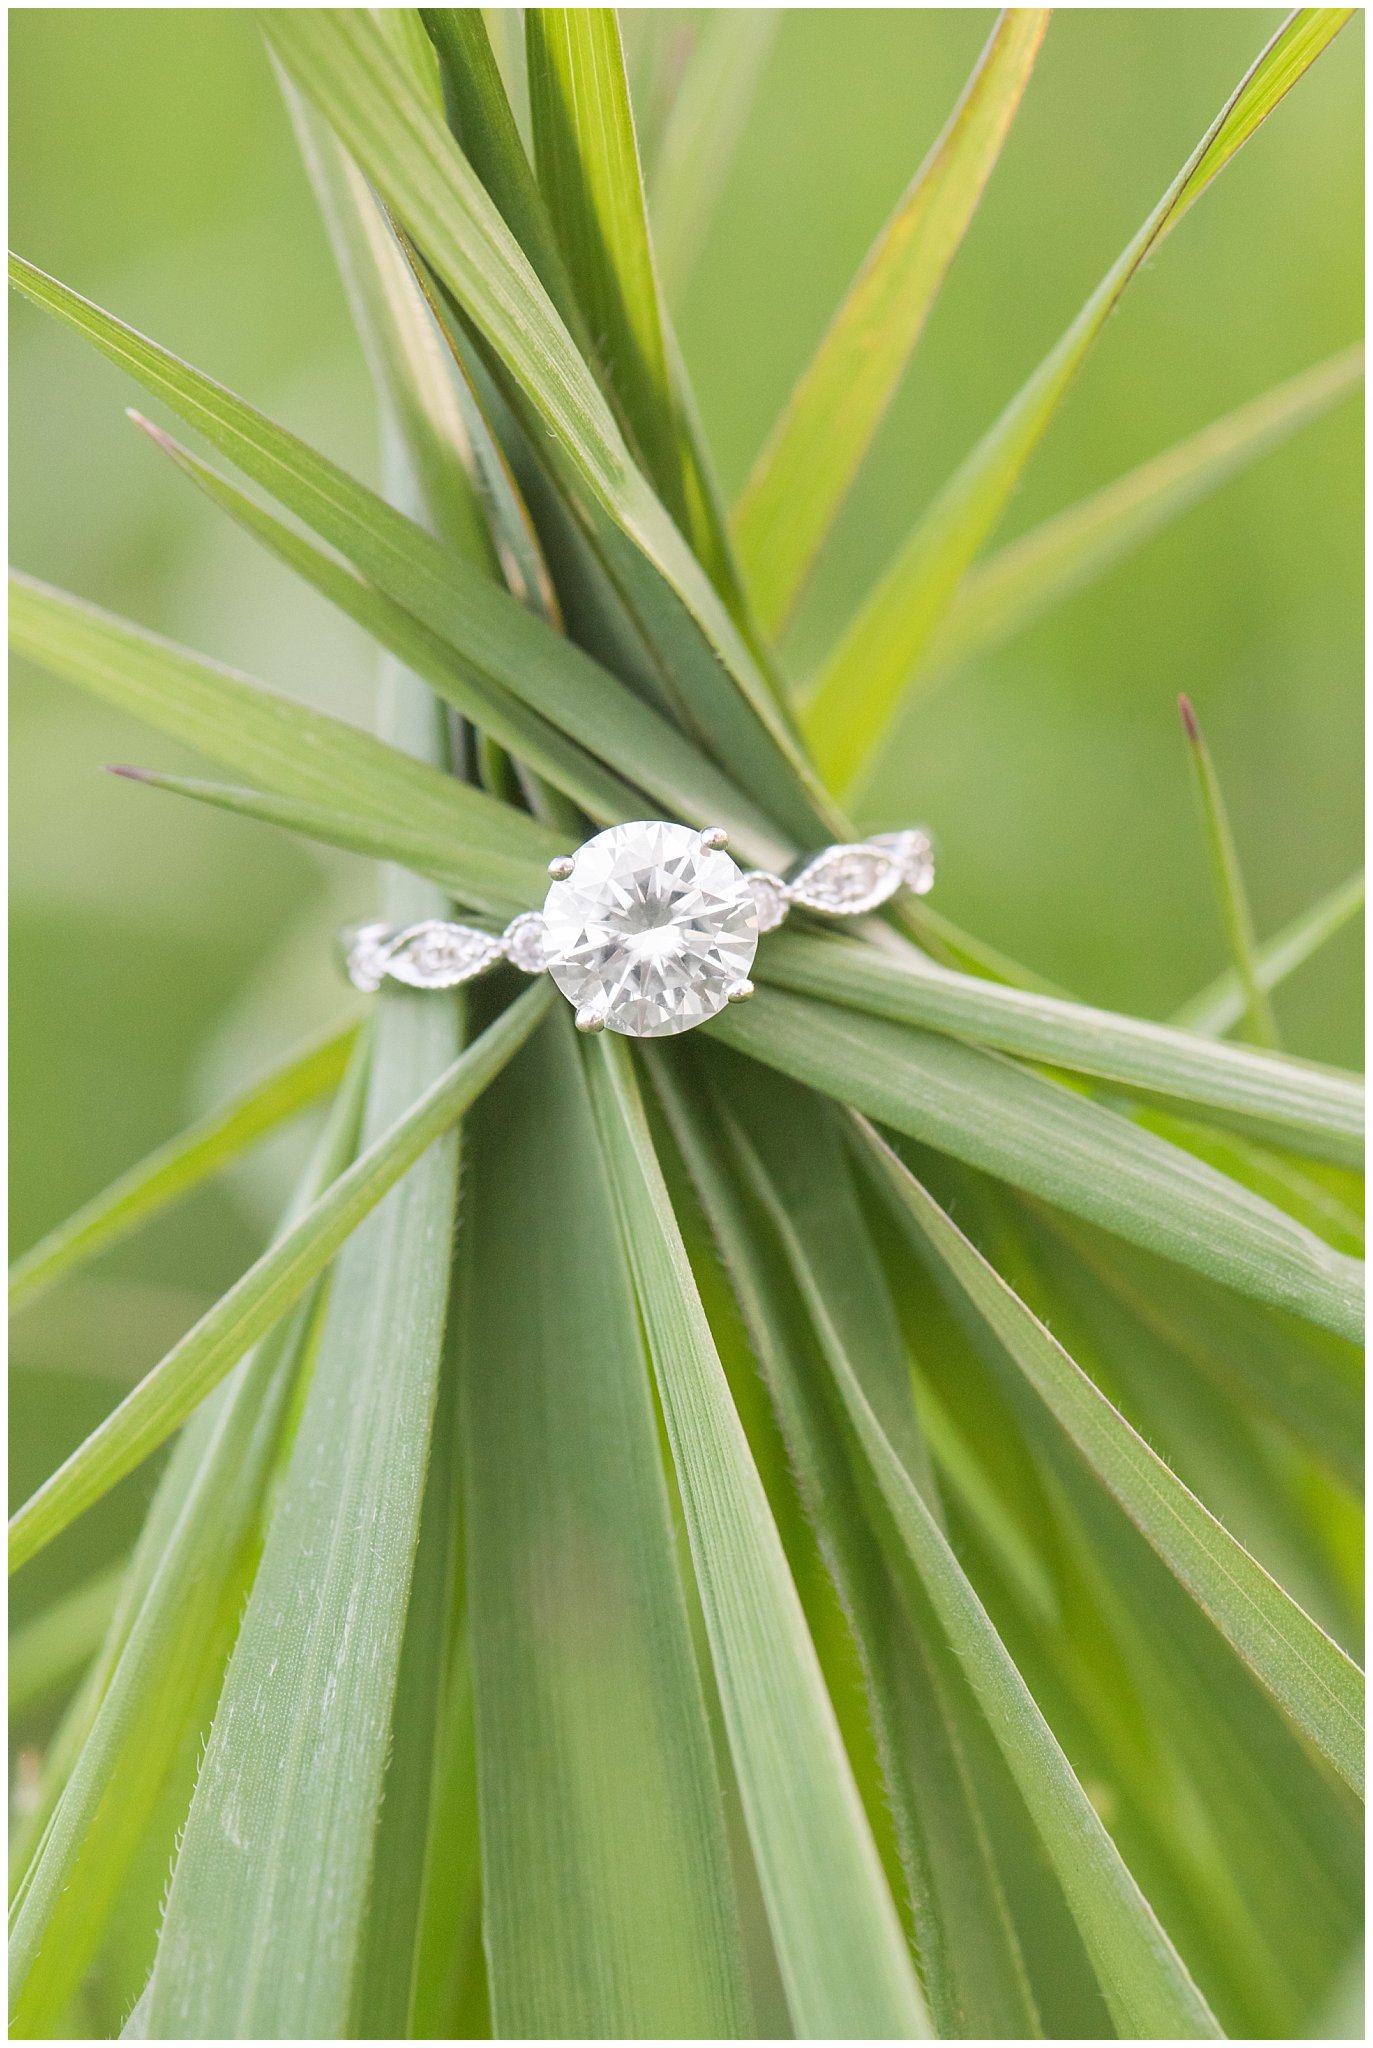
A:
[342,819,934,1040]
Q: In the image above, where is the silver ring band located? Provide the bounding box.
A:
[342,821,933,1040]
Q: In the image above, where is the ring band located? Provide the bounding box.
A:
[342,820,933,1040]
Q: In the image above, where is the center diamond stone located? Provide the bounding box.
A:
[542,820,759,1038]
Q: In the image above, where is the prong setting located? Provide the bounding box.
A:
[547,854,577,880]
[725,978,755,1004]
[575,1004,607,1034]
[699,826,730,850]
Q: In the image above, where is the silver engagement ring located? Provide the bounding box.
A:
[342,819,934,1040]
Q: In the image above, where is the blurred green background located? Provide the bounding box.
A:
[9,10,1362,1635]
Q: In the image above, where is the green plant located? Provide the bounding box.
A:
[8,8,1363,2038]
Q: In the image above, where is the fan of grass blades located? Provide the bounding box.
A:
[8,10,1363,2040]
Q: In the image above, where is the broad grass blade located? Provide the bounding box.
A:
[8,1052,366,2033]
[525,8,751,618]
[1010,1199,1359,1636]
[408,1635,488,2038]
[134,413,646,824]
[709,987,1364,1340]
[9,1021,355,1312]
[1174,870,1364,1039]
[458,1014,752,2036]
[921,346,1364,683]
[103,764,532,905]
[1040,1217,1363,1491]
[283,78,502,579]
[735,9,1049,637]
[758,929,1362,1160]
[583,1033,930,2039]
[422,7,590,338]
[9,259,791,865]
[724,1128,1223,2037]
[349,1289,463,2039]
[804,9,1355,793]
[8,570,558,918]
[8,985,551,1573]
[144,825,465,2034]
[526,9,690,526]
[658,1057,1042,2038]
[930,1265,1358,2041]
[259,8,838,841]
[859,1124,1364,1795]
[8,1390,234,1897]
[1133,1105,1364,1257]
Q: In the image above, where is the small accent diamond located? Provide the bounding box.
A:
[746,872,791,933]
[502,910,550,975]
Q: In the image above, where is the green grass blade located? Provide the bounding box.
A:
[421,6,589,339]
[892,1188,1358,2037]
[281,121,480,2033]
[8,985,551,1575]
[526,8,688,527]
[283,79,501,577]
[137,412,794,862]
[8,1564,125,1718]
[366,227,565,625]
[524,7,752,624]
[9,1020,355,1313]
[1042,1217,1362,1491]
[132,411,646,819]
[756,928,1362,1161]
[710,987,1363,1340]
[804,7,1354,793]
[1179,693,1282,1047]
[583,1032,930,2039]
[408,1634,487,2038]
[735,9,1049,637]
[1134,1105,1364,1257]
[8,252,505,616]
[9,1320,311,2034]
[8,1051,368,2033]
[921,345,1365,683]
[106,762,528,902]
[458,1014,751,2036]
[727,1113,1224,2039]
[144,870,466,2035]
[8,570,557,918]
[1174,869,1365,1039]
[259,8,838,842]
[1009,1197,1359,1639]
[860,1124,1364,1795]
[8,257,794,865]
[647,9,779,305]
[8,1394,228,1901]
[659,1059,1042,2037]
[348,1259,463,2040]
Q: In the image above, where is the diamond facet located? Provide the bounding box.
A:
[542,820,759,1038]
